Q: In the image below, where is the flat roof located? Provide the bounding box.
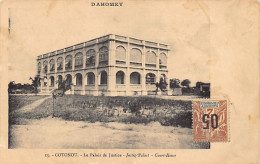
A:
[37,34,170,59]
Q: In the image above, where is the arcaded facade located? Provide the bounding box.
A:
[36,34,170,96]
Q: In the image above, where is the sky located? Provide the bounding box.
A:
[6,0,210,86]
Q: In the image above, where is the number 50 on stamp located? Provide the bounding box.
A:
[193,100,229,142]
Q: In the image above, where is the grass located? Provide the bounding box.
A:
[8,95,48,112]
[9,95,193,128]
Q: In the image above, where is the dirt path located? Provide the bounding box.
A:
[19,96,51,113]
[9,117,209,149]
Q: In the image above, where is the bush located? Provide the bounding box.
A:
[128,100,142,115]
[159,111,192,128]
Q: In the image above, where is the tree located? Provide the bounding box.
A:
[155,77,168,95]
[52,77,73,99]
[181,79,191,88]
[8,81,15,93]
[29,75,42,94]
[170,78,181,88]
[51,77,73,117]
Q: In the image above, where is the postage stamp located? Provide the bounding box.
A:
[193,100,229,142]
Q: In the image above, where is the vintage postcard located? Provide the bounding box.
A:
[0,0,259,163]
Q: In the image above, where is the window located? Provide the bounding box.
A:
[49,59,55,72]
[65,55,72,70]
[50,76,55,87]
[99,46,108,65]
[87,72,95,85]
[65,74,72,85]
[43,61,48,74]
[130,72,141,84]
[130,48,142,66]
[100,71,107,85]
[57,57,63,71]
[76,73,82,86]
[116,46,126,61]
[75,52,83,68]
[57,75,63,88]
[146,73,156,84]
[86,49,96,66]
[146,51,156,64]
[159,53,167,65]
[37,62,41,74]
[116,71,125,84]
[160,74,167,82]
[43,77,47,86]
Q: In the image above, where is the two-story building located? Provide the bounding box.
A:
[36,34,170,96]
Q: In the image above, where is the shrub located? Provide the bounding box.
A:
[159,111,192,128]
[128,100,142,115]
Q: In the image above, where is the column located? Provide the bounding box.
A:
[95,71,99,96]
[82,73,86,95]
[72,74,76,94]
[54,75,58,88]
[108,40,116,96]
[142,43,146,69]
[141,70,147,95]
[156,71,161,95]
[125,40,130,95]
[40,78,43,93]
[108,67,116,96]
[72,55,75,71]
[46,76,50,93]
[156,48,160,69]
[109,40,116,66]
[54,57,57,73]
[83,51,86,70]
[63,57,66,72]
[93,43,99,67]
[141,44,146,95]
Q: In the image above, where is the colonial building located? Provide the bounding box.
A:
[36,34,170,96]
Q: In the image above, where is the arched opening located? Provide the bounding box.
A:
[130,72,141,84]
[86,49,96,66]
[50,76,55,87]
[43,61,48,74]
[100,71,107,85]
[145,51,156,67]
[99,46,108,65]
[75,73,82,86]
[160,74,167,82]
[130,48,142,66]
[37,62,41,74]
[159,53,167,69]
[49,59,55,72]
[87,72,95,85]
[146,73,156,84]
[58,75,63,88]
[65,74,72,85]
[57,57,63,71]
[65,55,72,70]
[75,52,83,68]
[116,71,125,84]
[159,74,167,90]
[116,46,126,63]
[43,76,47,86]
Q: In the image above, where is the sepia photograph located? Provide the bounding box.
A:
[1,0,259,163]
[6,1,211,149]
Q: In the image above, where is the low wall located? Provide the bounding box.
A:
[172,88,182,96]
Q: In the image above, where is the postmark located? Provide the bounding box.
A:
[193,100,229,142]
